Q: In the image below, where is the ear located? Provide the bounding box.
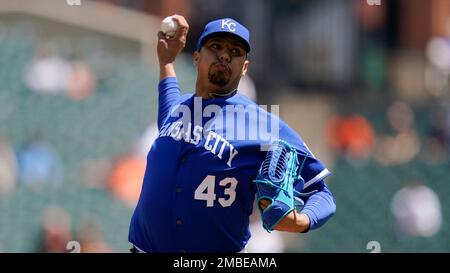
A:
[193,51,200,67]
[241,60,249,77]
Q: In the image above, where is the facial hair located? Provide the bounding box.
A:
[208,63,231,86]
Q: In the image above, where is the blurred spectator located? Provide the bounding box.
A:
[426,37,450,73]
[106,153,145,207]
[373,101,421,165]
[421,137,449,164]
[425,36,450,97]
[429,101,450,148]
[65,55,97,101]
[78,158,112,189]
[325,114,375,161]
[390,180,442,238]
[17,136,64,190]
[0,135,17,198]
[76,217,114,253]
[36,206,73,253]
[23,46,71,95]
[421,101,450,164]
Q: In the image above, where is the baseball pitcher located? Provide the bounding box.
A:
[128,15,336,253]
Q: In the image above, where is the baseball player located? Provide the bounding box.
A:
[128,15,336,253]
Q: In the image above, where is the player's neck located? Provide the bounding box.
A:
[195,81,237,99]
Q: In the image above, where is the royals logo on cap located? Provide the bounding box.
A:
[221,19,237,32]
[197,18,251,53]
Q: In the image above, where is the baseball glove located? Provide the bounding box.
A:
[253,140,306,232]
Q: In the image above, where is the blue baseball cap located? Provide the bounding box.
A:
[196,18,251,53]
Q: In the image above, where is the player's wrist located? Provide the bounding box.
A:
[297,213,311,233]
[159,60,175,68]
[159,63,176,80]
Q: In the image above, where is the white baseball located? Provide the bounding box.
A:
[161,16,179,38]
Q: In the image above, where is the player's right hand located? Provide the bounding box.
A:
[157,14,189,66]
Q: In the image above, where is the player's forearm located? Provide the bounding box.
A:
[160,63,176,81]
[157,77,181,129]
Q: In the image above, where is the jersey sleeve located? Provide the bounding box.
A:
[298,180,336,231]
[158,77,182,129]
[279,123,331,191]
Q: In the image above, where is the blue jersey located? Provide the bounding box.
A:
[128,77,333,253]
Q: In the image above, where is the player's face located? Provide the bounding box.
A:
[194,36,249,91]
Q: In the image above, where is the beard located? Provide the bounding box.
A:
[208,63,231,86]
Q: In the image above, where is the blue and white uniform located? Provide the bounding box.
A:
[128,77,336,253]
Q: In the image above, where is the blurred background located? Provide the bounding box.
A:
[0,0,449,253]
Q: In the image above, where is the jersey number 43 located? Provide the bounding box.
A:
[194,175,238,207]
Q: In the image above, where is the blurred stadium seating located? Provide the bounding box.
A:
[301,159,449,253]
[1,0,449,253]
[0,20,196,252]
